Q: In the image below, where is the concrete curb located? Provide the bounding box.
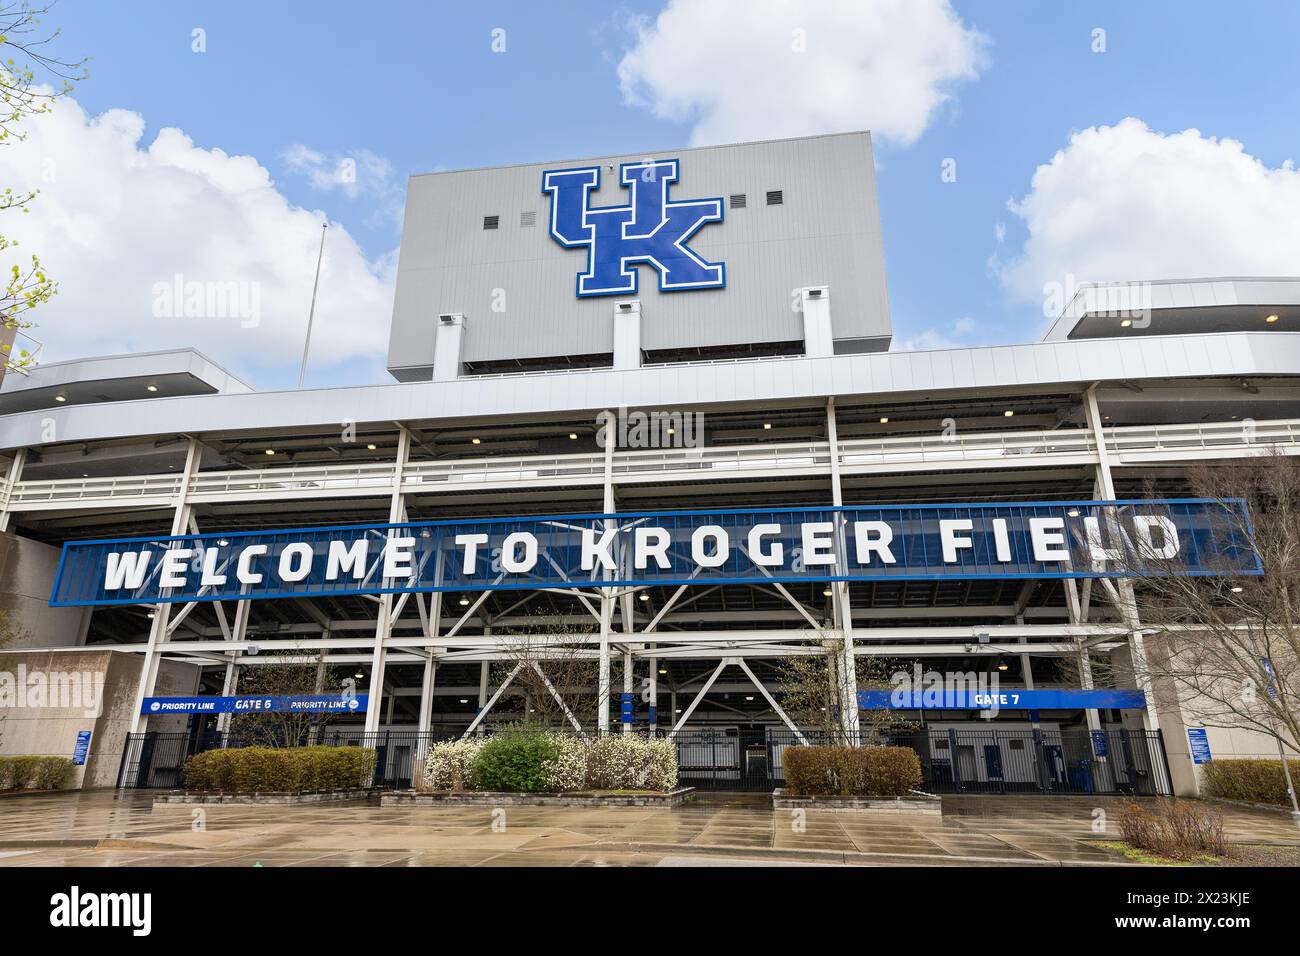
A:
[599,839,1142,867]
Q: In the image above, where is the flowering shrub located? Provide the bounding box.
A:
[421,738,484,792]
[541,733,588,792]
[586,735,678,791]
[421,732,677,793]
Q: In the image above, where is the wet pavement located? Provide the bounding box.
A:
[0,790,1295,867]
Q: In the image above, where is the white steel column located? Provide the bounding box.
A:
[476,660,489,735]
[0,448,26,533]
[216,599,250,734]
[128,437,201,735]
[364,425,411,734]
[597,411,615,735]
[622,649,633,735]
[1084,385,1160,731]
[648,644,658,733]
[826,398,860,743]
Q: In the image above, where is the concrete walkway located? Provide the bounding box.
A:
[0,790,1296,867]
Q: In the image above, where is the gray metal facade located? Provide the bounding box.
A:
[387,131,891,379]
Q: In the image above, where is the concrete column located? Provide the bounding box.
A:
[432,313,467,382]
[613,300,641,370]
[800,286,833,358]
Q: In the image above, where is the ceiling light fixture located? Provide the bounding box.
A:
[568,433,578,440]
[459,595,470,606]
[54,394,67,403]
[879,416,888,424]
[264,448,275,456]
[471,437,481,445]
[763,422,772,430]
[1265,314,1280,324]
[1003,409,1014,417]
[1120,318,1132,328]
[146,384,158,393]
[366,443,377,450]
[638,593,649,601]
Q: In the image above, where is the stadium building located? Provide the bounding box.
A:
[1,131,1296,796]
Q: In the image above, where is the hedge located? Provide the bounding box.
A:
[1201,758,1300,807]
[0,756,75,791]
[783,745,922,797]
[183,746,376,793]
[469,730,567,793]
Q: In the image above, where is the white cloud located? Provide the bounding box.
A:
[282,143,396,202]
[617,0,988,147]
[1000,118,1300,302]
[0,96,396,386]
[896,317,978,352]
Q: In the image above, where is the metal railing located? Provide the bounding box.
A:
[12,416,1300,513]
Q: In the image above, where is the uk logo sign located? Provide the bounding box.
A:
[542,158,725,297]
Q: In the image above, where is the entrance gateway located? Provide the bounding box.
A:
[2,136,1293,801]
[72,498,1251,794]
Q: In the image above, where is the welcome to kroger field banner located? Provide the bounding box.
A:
[49,499,1260,607]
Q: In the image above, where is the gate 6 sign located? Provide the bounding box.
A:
[543,158,725,297]
[49,499,1259,607]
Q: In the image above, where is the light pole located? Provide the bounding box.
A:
[297,220,328,389]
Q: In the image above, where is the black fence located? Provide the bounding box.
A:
[117,725,1172,797]
[890,728,1172,796]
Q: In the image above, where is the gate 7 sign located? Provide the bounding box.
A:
[542,158,725,297]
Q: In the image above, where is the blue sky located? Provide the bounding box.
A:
[24,0,1300,386]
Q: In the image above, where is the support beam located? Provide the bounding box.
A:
[669,658,729,738]
[461,661,523,738]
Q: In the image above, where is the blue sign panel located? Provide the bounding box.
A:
[72,730,92,766]
[1187,728,1213,764]
[140,694,368,716]
[620,692,635,724]
[543,158,725,297]
[50,499,1259,608]
[1091,730,1110,758]
[857,688,1148,711]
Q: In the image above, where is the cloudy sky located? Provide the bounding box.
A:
[3,0,1299,387]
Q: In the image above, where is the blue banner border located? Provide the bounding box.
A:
[49,497,1261,608]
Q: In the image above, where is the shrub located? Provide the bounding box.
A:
[421,738,485,791]
[1115,799,1226,860]
[585,736,678,791]
[542,733,589,792]
[783,745,922,797]
[470,730,564,793]
[0,756,75,790]
[1201,758,1300,807]
[182,746,375,793]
